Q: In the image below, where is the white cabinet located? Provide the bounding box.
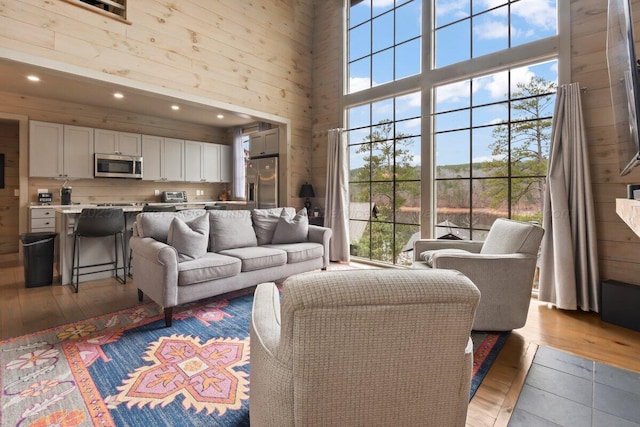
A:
[185,141,221,182]
[185,140,204,182]
[95,129,142,156]
[249,128,279,157]
[220,144,232,183]
[141,135,162,181]
[141,135,184,181]
[163,138,185,181]
[203,143,220,182]
[29,121,63,178]
[29,121,94,179]
[29,207,56,232]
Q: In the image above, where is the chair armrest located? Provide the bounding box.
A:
[251,282,282,358]
[413,239,483,262]
[308,225,333,268]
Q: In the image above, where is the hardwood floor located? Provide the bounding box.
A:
[1,259,639,426]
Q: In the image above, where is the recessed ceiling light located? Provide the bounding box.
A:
[113,92,124,99]
[27,75,40,82]
[171,105,180,111]
[217,114,224,119]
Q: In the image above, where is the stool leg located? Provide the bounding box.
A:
[121,231,127,284]
[71,235,79,293]
[128,247,133,278]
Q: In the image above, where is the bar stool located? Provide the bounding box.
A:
[127,204,177,277]
[71,208,126,293]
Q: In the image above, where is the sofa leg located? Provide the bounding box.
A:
[164,307,173,327]
[321,267,327,271]
[137,289,144,302]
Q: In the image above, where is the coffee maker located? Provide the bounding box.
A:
[61,186,72,205]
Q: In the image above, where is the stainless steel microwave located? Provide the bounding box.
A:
[95,154,143,179]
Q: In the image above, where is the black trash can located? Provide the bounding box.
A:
[20,232,57,288]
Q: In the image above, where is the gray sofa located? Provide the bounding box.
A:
[129,207,332,326]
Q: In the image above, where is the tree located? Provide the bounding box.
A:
[484,76,555,222]
[350,120,420,264]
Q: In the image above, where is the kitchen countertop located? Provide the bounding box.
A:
[47,200,247,214]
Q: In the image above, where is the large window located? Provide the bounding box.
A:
[348,0,422,93]
[434,0,557,68]
[345,0,562,265]
[347,93,421,265]
[434,60,557,239]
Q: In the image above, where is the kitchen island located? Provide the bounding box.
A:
[51,201,246,286]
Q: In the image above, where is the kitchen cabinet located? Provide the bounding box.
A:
[202,143,220,182]
[185,141,221,182]
[30,207,56,232]
[220,144,232,183]
[29,121,94,179]
[94,129,142,156]
[141,135,184,181]
[249,128,279,157]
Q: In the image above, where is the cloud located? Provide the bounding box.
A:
[436,80,471,104]
[511,0,556,31]
[435,0,470,20]
[475,66,535,100]
[472,154,503,163]
[474,20,509,40]
[349,77,372,93]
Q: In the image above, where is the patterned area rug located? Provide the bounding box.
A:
[0,287,508,426]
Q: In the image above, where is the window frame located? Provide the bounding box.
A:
[343,0,569,247]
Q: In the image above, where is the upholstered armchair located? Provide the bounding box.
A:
[250,269,480,427]
[413,218,544,331]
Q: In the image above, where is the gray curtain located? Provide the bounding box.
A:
[325,129,350,262]
[232,126,245,199]
[538,83,600,312]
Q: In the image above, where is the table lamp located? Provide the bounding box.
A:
[299,182,315,216]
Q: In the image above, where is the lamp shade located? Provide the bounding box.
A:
[299,183,315,198]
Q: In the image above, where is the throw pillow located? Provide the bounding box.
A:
[252,207,296,245]
[167,214,210,262]
[209,210,258,252]
[272,208,309,244]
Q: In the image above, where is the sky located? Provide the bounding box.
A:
[346,0,558,169]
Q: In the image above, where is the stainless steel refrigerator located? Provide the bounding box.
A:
[246,156,278,209]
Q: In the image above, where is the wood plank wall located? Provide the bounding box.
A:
[310,0,343,206]
[0,122,19,254]
[0,0,315,208]
[571,0,640,285]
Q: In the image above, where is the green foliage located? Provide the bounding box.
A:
[485,77,555,211]
[349,120,420,264]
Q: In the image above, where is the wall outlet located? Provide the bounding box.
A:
[154,189,160,196]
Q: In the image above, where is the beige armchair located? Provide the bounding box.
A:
[249,269,480,427]
[413,218,544,331]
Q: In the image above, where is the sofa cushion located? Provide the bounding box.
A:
[420,249,470,267]
[263,242,323,264]
[252,207,296,245]
[209,210,258,252]
[177,253,242,286]
[135,210,207,243]
[218,247,287,272]
[272,208,309,244]
[167,215,209,262]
